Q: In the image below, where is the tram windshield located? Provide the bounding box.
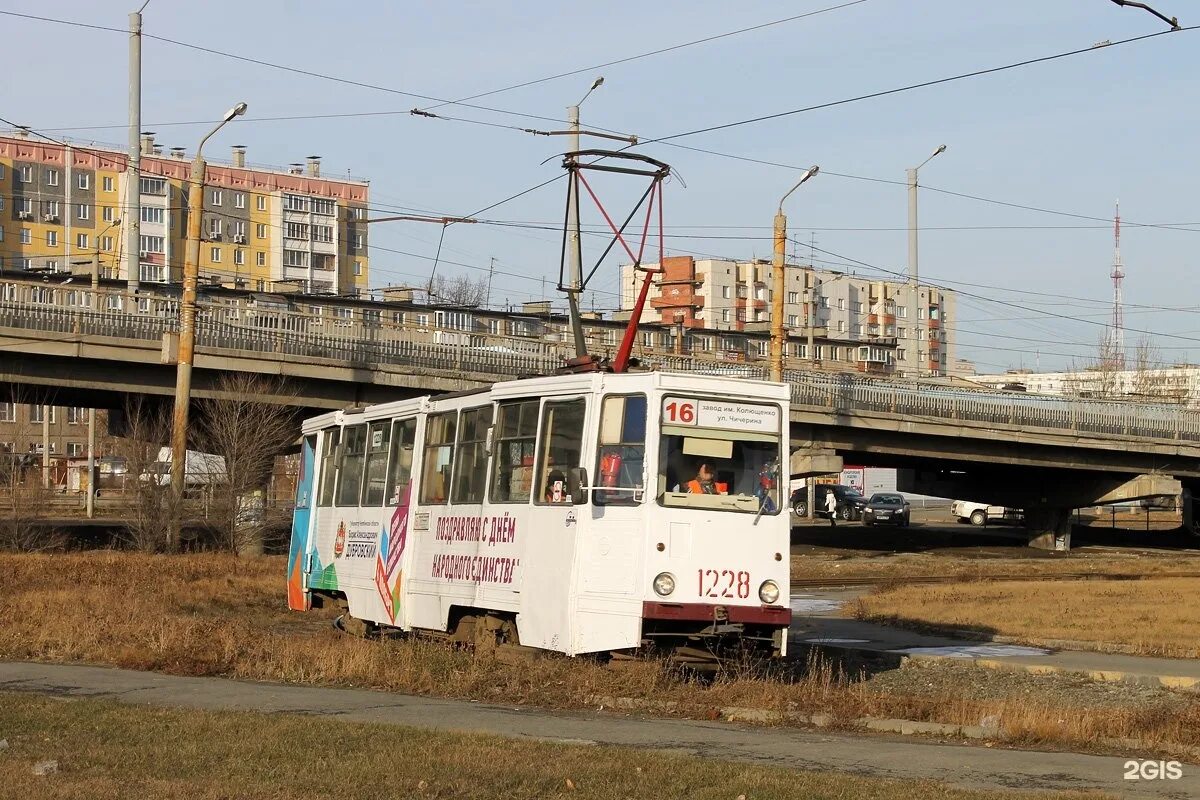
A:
[657,397,782,514]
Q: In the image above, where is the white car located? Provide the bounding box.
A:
[951,500,1023,526]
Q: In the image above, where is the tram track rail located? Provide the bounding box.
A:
[790,570,1200,591]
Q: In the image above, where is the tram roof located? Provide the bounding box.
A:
[302,370,788,432]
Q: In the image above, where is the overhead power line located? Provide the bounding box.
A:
[633,25,1197,145]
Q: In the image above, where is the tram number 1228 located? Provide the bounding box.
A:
[699,569,751,599]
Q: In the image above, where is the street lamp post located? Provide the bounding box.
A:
[87,218,121,520]
[566,77,603,358]
[770,166,819,382]
[168,102,247,548]
[906,144,945,377]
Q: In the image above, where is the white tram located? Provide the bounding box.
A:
[286,371,792,657]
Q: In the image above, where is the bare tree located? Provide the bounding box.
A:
[0,390,59,551]
[1129,335,1185,404]
[109,396,174,552]
[195,374,299,557]
[431,273,489,306]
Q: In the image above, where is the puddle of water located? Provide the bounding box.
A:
[889,645,1050,658]
[790,596,845,614]
[802,637,871,644]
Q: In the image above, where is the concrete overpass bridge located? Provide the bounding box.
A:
[2,281,1198,547]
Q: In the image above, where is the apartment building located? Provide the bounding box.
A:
[0,130,369,295]
[970,366,1200,405]
[0,402,95,458]
[620,256,956,376]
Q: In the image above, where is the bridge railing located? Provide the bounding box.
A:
[786,370,1200,442]
[3,283,1200,444]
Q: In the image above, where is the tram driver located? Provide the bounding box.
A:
[686,462,729,495]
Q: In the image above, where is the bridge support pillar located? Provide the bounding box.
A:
[1181,479,1200,536]
[1025,507,1072,551]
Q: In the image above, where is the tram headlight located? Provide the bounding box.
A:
[653,572,676,597]
[758,580,781,605]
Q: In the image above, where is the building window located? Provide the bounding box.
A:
[284,250,308,267]
[140,177,166,195]
[18,197,32,215]
[255,252,265,267]
[837,320,845,332]
[353,234,364,250]
[0,228,4,243]
[721,309,730,323]
[234,192,246,209]
[312,198,335,215]
[46,169,59,186]
[836,298,845,311]
[44,200,60,219]
[100,236,114,251]
[787,315,798,326]
[67,442,84,457]
[77,173,90,190]
[313,224,333,243]
[255,280,265,291]
[918,308,927,320]
[139,235,164,254]
[210,189,223,206]
[787,291,798,304]
[234,249,245,266]
[285,222,308,240]
[284,194,309,212]
[256,195,266,211]
[45,260,59,272]
[102,206,115,222]
[46,231,58,247]
[102,176,114,192]
[67,407,86,424]
[208,218,222,238]
[352,207,366,220]
[233,220,246,239]
[897,307,907,318]
[76,233,89,249]
[30,405,56,424]
[19,165,33,183]
[210,247,222,263]
[141,207,164,224]
[0,403,13,422]
[354,261,363,276]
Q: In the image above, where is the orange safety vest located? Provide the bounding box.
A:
[687,479,728,494]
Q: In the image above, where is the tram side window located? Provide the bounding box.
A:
[536,399,586,505]
[594,395,647,506]
[336,424,368,506]
[489,400,538,503]
[451,405,493,504]
[385,418,417,506]
[419,411,457,504]
[317,428,340,507]
[360,421,391,506]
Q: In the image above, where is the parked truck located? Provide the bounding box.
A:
[951,500,1023,526]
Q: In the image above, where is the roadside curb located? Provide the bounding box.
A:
[915,626,1191,660]
[587,695,1200,759]
[903,653,1200,693]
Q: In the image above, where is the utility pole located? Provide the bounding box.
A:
[41,406,50,489]
[808,275,817,368]
[906,145,946,378]
[169,102,246,549]
[770,166,819,382]
[485,257,495,308]
[127,8,144,294]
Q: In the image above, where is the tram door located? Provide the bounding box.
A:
[572,394,648,654]
[516,397,587,651]
[287,435,317,611]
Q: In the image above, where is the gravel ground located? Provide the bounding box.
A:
[864,656,1193,712]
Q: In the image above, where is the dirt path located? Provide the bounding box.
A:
[2,661,1195,798]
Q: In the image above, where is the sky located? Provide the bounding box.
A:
[2,0,1197,374]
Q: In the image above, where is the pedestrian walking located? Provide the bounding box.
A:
[825,487,838,527]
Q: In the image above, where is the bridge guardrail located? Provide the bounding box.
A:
[1,288,1199,445]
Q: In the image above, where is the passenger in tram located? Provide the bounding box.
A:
[544,469,568,503]
[686,462,728,495]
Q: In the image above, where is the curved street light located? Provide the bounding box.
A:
[770,165,820,382]
[168,102,248,547]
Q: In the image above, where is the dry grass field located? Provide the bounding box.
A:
[854,577,1200,659]
[3,553,1200,758]
[0,693,1097,800]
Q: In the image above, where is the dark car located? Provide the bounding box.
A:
[790,484,867,520]
[862,493,911,527]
